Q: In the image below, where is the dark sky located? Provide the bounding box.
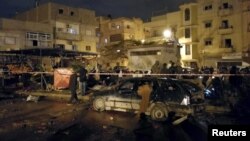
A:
[0,0,193,21]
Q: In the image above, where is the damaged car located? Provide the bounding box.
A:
[91,77,204,121]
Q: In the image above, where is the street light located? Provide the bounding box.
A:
[163,29,172,39]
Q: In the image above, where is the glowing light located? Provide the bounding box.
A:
[163,29,172,38]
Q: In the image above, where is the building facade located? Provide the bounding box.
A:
[15,2,98,54]
[143,0,250,68]
[97,17,144,47]
[96,17,145,67]
[0,18,53,51]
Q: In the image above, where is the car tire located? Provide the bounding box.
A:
[150,103,167,121]
[93,98,105,112]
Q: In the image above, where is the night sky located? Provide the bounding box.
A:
[0,0,194,21]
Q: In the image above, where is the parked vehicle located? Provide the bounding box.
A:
[91,77,204,121]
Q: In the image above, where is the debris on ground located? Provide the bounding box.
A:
[26,95,40,102]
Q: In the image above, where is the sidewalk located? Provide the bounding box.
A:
[16,89,91,102]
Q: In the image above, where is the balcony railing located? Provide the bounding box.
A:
[218,5,233,16]
[218,26,233,34]
[55,32,81,41]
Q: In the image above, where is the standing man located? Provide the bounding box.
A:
[69,70,78,104]
[79,63,88,96]
[137,82,153,114]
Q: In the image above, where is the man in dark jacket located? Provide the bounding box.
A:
[69,71,78,104]
[79,64,88,96]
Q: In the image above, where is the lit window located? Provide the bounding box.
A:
[116,25,120,29]
[104,38,108,44]
[67,28,76,34]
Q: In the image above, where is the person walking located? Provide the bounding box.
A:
[79,64,88,96]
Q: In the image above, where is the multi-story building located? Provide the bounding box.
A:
[96,17,144,66]
[15,2,98,54]
[143,7,198,68]
[143,0,250,68]
[197,0,250,67]
[0,18,53,51]
[97,17,144,47]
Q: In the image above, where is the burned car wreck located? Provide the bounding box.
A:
[91,77,204,121]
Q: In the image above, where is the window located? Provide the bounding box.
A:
[26,32,38,40]
[220,3,232,9]
[223,3,229,9]
[221,20,229,28]
[204,4,213,11]
[72,45,77,51]
[32,40,38,46]
[70,11,74,16]
[111,23,116,29]
[204,38,212,46]
[225,39,232,48]
[39,33,51,41]
[185,45,190,55]
[184,8,190,21]
[110,34,122,42]
[127,25,130,29]
[5,37,16,45]
[204,21,212,28]
[86,46,91,51]
[58,9,64,14]
[185,28,191,38]
[104,38,108,44]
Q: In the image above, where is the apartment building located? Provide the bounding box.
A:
[96,17,145,66]
[197,0,250,67]
[143,5,199,68]
[15,2,98,54]
[143,0,250,68]
[97,17,144,47]
[0,18,53,51]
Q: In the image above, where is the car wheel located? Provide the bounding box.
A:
[93,98,105,111]
[150,104,167,121]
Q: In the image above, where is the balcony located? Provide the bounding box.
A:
[218,26,233,34]
[218,5,233,16]
[55,32,81,41]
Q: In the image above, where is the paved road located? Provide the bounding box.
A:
[1,94,237,141]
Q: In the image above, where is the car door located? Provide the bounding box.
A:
[160,80,187,112]
[111,80,136,110]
